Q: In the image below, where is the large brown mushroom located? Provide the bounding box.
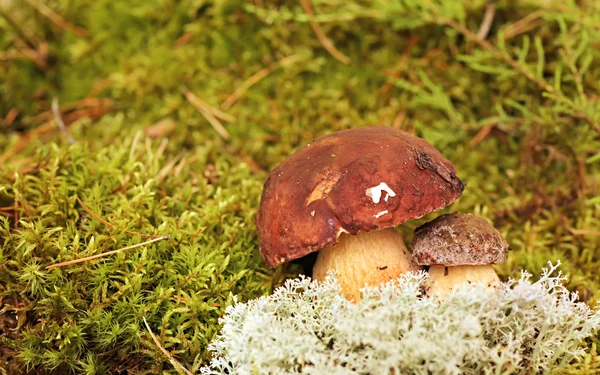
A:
[255,126,464,301]
[411,213,510,298]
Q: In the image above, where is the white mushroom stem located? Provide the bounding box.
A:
[427,264,500,298]
[312,228,421,302]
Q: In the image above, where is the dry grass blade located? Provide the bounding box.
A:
[52,98,75,144]
[503,10,546,40]
[477,2,496,40]
[181,86,231,140]
[221,54,303,110]
[299,0,351,65]
[157,151,184,182]
[143,317,194,375]
[22,0,89,38]
[75,197,163,239]
[181,89,234,123]
[46,236,170,270]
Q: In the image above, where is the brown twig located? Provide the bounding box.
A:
[46,236,170,270]
[469,124,494,148]
[13,195,19,230]
[75,197,163,239]
[0,50,28,62]
[1,108,19,128]
[26,98,113,125]
[560,215,600,237]
[0,205,17,218]
[443,17,553,93]
[51,98,75,144]
[142,317,193,375]
[174,32,193,47]
[22,0,89,38]
[438,15,600,135]
[221,54,303,110]
[0,7,40,48]
[391,111,407,130]
[236,154,265,174]
[181,86,231,140]
[0,99,113,164]
[503,10,546,40]
[379,35,419,98]
[299,0,351,64]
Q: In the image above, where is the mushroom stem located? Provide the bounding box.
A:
[312,228,421,302]
[427,264,500,298]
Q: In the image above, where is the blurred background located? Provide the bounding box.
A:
[1,0,599,373]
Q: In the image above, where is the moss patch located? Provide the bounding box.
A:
[1,0,599,373]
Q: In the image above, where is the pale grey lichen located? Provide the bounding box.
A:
[201,262,599,375]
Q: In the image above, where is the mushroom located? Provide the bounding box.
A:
[411,213,510,298]
[255,126,464,301]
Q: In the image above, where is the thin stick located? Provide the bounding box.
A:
[469,124,494,148]
[221,54,302,110]
[0,51,28,62]
[0,7,39,48]
[439,15,600,135]
[142,317,194,375]
[13,195,19,230]
[1,108,19,127]
[22,0,89,38]
[476,2,496,40]
[181,87,230,140]
[129,130,142,160]
[27,97,113,125]
[46,236,170,270]
[392,111,406,130]
[503,10,545,40]
[180,88,235,123]
[52,98,75,144]
[76,197,163,239]
[299,0,351,64]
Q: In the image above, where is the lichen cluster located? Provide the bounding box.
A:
[1,0,599,374]
[202,264,600,374]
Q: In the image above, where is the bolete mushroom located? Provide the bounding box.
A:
[255,126,464,301]
[411,213,510,297]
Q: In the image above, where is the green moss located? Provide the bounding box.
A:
[1,0,599,373]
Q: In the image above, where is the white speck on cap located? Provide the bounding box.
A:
[374,210,389,218]
[310,210,315,217]
[365,182,396,204]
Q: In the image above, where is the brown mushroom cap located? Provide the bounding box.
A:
[411,213,510,266]
[255,126,464,268]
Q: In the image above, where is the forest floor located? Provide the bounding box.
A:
[1,0,599,373]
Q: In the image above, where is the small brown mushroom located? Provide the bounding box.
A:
[411,213,510,298]
[255,126,464,301]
